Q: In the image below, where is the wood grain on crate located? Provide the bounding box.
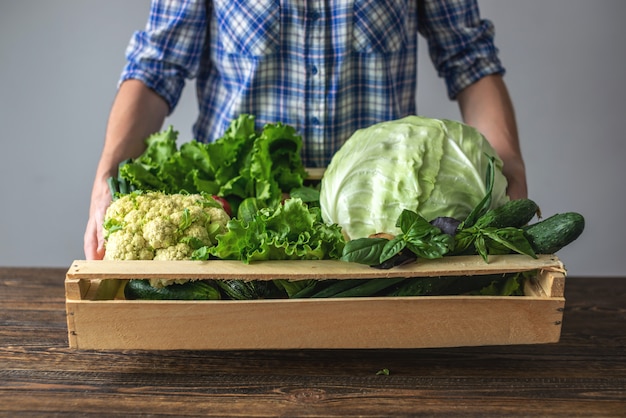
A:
[66,295,564,350]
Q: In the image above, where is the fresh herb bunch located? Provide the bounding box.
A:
[341,209,454,267]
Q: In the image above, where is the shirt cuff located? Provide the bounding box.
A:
[445,58,506,100]
[119,64,186,115]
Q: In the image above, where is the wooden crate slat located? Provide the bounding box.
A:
[66,254,564,282]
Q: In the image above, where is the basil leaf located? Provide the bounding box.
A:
[397,209,420,232]
[397,209,435,239]
[406,234,452,259]
[452,229,476,253]
[484,227,537,259]
[380,236,407,264]
[341,237,388,265]
[475,235,489,262]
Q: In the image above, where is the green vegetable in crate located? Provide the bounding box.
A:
[328,278,406,298]
[523,212,585,254]
[453,198,540,262]
[340,208,454,267]
[216,279,280,300]
[384,273,526,297]
[125,279,221,300]
[454,196,585,259]
[200,197,345,264]
[473,198,540,229]
[112,114,310,214]
[103,191,230,271]
[385,276,460,297]
[320,115,510,240]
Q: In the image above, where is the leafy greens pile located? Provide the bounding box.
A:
[107,114,343,265]
[112,114,308,215]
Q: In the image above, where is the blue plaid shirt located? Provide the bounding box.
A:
[121,0,504,167]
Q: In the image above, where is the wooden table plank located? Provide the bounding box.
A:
[1,267,625,417]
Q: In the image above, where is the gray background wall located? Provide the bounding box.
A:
[1,1,624,276]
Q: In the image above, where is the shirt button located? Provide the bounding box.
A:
[310,10,320,21]
[311,117,320,125]
[311,65,318,75]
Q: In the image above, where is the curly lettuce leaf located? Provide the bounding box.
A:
[116,115,309,214]
[207,198,345,263]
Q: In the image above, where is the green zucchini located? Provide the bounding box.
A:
[124,279,221,300]
[216,279,278,300]
[522,212,585,254]
[474,198,540,229]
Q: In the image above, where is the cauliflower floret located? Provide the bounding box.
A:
[103,229,154,260]
[143,217,178,249]
[107,194,137,216]
[182,223,211,245]
[123,209,146,233]
[153,242,194,260]
[206,207,230,231]
[103,191,230,260]
[144,197,177,220]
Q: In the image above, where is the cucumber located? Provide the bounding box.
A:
[474,198,540,229]
[522,212,585,254]
[124,279,221,300]
[216,279,278,300]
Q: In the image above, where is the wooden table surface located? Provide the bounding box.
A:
[1,267,624,417]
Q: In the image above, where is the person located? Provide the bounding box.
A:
[84,0,527,260]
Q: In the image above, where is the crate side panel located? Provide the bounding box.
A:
[67,297,565,350]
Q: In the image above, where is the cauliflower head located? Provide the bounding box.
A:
[103,191,230,260]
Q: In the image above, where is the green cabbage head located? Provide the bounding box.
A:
[320,115,509,240]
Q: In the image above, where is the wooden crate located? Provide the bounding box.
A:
[65,254,566,350]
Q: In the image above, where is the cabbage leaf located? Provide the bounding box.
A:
[320,115,509,240]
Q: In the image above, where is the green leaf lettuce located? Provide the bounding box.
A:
[206,198,345,264]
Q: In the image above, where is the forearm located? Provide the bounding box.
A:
[457,74,527,199]
[84,79,170,259]
[93,79,169,184]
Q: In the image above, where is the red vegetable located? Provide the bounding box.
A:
[211,195,232,217]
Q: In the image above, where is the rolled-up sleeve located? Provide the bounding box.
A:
[120,0,208,113]
[418,0,505,99]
